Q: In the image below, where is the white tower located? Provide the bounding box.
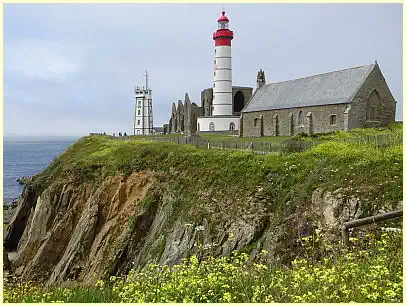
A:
[133,71,153,135]
[212,10,234,116]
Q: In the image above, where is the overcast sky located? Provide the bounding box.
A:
[5,3,402,136]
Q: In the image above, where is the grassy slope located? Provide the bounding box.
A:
[36,124,402,219]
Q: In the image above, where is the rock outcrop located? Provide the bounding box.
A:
[4,167,378,287]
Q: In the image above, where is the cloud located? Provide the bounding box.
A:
[5,39,81,82]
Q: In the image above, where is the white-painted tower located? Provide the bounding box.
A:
[212,10,233,116]
[197,10,239,133]
[133,71,153,135]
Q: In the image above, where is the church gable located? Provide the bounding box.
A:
[348,63,396,129]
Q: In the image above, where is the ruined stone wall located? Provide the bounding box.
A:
[232,87,253,116]
[201,88,213,117]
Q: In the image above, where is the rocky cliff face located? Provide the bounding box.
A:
[4,135,402,286]
[5,170,378,286]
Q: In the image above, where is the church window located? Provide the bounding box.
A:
[298,111,304,126]
[209,122,215,131]
[330,114,337,125]
[366,90,381,121]
[229,122,235,130]
[254,118,259,127]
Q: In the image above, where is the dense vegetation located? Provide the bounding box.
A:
[5,124,402,302]
[4,231,402,302]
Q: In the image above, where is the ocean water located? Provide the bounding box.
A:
[3,136,80,201]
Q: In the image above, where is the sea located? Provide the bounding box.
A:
[3,136,80,202]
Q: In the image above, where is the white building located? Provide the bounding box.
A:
[133,72,154,135]
[197,10,240,133]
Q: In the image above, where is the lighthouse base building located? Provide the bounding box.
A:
[197,115,240,133]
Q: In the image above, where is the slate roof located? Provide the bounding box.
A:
[153,127,165,133]
[242,64,375,113]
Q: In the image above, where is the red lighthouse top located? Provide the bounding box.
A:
[213,10,233,46]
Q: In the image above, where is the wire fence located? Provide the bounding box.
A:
[105,132,402,155]
[337,133,403,149]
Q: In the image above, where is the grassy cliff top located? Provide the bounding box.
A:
[33,124,402,220]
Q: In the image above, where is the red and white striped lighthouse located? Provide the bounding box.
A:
[197,10,239,133]
[212,11,234,116]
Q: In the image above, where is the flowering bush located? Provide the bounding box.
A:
[4,230,402,303]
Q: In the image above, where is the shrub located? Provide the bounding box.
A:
[4,231,402,303]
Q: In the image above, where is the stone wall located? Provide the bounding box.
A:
[201,88,214,117]
[201,86,253,117]
[232,87,253,116]
[242,104,348,137]
[348,63,396,130]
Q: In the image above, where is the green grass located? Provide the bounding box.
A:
[4,231,402,303]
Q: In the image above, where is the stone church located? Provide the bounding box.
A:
[168,86,253,135]
[240,62,396,137]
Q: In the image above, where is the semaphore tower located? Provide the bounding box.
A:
[133,71,153,135]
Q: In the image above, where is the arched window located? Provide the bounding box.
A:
[367,90,381,121]
[298,111,304,126]
[233,91,245,113]
[229,122,235,131]
[209,122,215,131]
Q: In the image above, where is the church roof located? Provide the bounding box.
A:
[242,64,375,113]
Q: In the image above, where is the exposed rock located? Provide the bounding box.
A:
[312,187,363,230]
[16,177,32,185]
[4,171,391,287]
[4,184,39,251]
[3,247,12,272]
